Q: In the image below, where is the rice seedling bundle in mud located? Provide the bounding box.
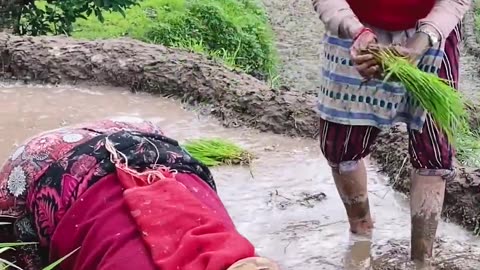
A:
[367,45,469,144]
[182,138,253,166]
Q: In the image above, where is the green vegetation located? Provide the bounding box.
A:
[457,129,480,167]
[183,138,253,166]
[2,0,138,36]
[371,47,469,145]
[71,0,278,79]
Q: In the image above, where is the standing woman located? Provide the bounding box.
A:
[312,0,470,265]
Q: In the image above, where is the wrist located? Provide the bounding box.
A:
[416,24,441,47]
[341,18,365,39]
[353,27,374,42]
[406,32,431,53]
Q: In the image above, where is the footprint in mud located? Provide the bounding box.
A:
[267,189,327,210]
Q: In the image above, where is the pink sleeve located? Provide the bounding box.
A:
[311,0,363,39]
[418,0,471,39]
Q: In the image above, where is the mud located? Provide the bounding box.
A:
[0,33,319,137]
[372,239,479,270]
[2,84,480,269]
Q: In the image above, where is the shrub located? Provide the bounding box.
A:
[72,0,278,79]
[4,0,139,36]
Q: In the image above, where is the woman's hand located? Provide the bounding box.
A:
[350,28,380,79]
[390,32,432,65]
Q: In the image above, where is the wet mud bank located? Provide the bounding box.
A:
[372,239,479,270]
[0,32,479,236]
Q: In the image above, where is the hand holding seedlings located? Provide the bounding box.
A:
[350,28,381,79]
[362,43,469,143]
[390,32,432,65]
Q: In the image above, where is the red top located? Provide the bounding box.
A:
[346,0,436,31]
[50,171,256,270]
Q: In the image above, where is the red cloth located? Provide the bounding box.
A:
[346,0,435,31]
[49,170,255,270]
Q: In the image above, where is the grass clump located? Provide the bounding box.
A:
[71,0,278,79]
[369,46,469,145]
[182,138,253,166]
[457,129,480,167]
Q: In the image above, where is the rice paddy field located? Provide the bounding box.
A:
[2,0,480,268]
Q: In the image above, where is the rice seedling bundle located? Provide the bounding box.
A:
[182,138,253,166]
[367,45,469,144]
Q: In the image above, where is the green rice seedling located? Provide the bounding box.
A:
[42,247,81,270]
[182,138,253,166]
[367,45,469,144]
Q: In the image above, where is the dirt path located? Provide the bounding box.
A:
[261,0,324,94]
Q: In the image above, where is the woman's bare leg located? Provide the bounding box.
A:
[410,172,445,264]
[332,159,373,235]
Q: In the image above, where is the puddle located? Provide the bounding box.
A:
[0,84,479,269]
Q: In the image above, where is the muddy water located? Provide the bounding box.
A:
[1,84,480,269]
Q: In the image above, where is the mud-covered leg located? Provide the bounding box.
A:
[332,160,373,235]
[318,119,379,235]
[409,170,449,264]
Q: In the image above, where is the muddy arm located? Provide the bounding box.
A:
[311,0,363,38]
[418,0,471,39]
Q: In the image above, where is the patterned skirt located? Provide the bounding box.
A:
[317,25,456,131]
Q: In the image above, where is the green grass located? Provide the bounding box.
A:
[182,138,253,166]
[70,0,278,79]
[457,129,480,167]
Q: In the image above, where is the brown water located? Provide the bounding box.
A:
[1,83,480,269]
